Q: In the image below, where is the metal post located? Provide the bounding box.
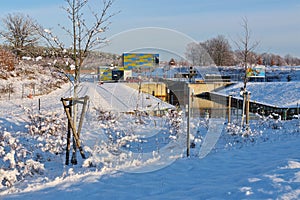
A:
[236,99,239,122]
[228,95,232,124]
[187,85,191,157]
[192,89,194,116]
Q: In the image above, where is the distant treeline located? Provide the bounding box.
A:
[185,35,300,67]
[1,43,300,69]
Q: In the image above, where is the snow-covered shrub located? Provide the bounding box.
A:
[3,150,16,168]
[23,159,45,176]
[0,129,39,188]
[0,169,19,188]
[86,108,184,169]
[0,107,67,188]
[96,109,116,122]
[0,131,26,166]
[218,114,300,151]
[95,108,119,138]
[256,113,283,130]
[226,123,241,135]
[222,124,261,150]
[166,109,183,135]
[25,108,67,155]
[0,159,45,188]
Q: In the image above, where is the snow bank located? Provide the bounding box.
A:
[214,82,300,108]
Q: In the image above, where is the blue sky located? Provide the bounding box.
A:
[1,0,300,58]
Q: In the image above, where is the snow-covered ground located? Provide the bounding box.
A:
[214,82,300,108]
[1,70,300,199]
[4,134,300,200]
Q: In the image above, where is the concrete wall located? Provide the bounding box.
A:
[125,82,167,101]
[189,82,232,95]
[126,80,231,110]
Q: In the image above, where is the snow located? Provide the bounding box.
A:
[44,29,51,34]
[1,66,300,199]
[69,64,75,70]
[3,135,300,199]
[76,82,174,112]
[214,82,300,108]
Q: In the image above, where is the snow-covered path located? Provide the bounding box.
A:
[73,82,174,112]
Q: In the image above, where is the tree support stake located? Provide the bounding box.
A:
[61,95,89,165]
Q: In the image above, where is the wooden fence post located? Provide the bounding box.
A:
[246,92,250,129]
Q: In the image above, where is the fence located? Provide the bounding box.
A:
[0,83,46,100]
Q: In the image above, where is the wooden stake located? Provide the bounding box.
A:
[246,92,250,128]
[241,92,246,127]
[61,97,88,165]
[65,102,72,165]
[71,96,89,164]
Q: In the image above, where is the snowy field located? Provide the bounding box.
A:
[1,74,300,199]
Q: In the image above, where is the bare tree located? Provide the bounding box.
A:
[37,0,118,86]
[261,53,290,66]
[185,42,213,66]
[272,54,287,66]
[234,17,259,89]
[185,42,201,66]
[203,35,234,66]
[284,54,293,66]
[0,13,40,57]
[35,0,118,165]
[234,17,259,128]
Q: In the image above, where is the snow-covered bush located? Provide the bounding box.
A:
[23,159,45,176]
[83,108,184,169]
[216,115,299,151]
[0,129,45,188]
[166,109,183,135]
[0,169,19,188]
[0,106,69,189]
[25,108,67,154]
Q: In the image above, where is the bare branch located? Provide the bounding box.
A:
[234,17,260,89]
[35,0,119,84]
[0,13,41,56]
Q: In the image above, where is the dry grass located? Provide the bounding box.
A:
[0,48,15,71]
